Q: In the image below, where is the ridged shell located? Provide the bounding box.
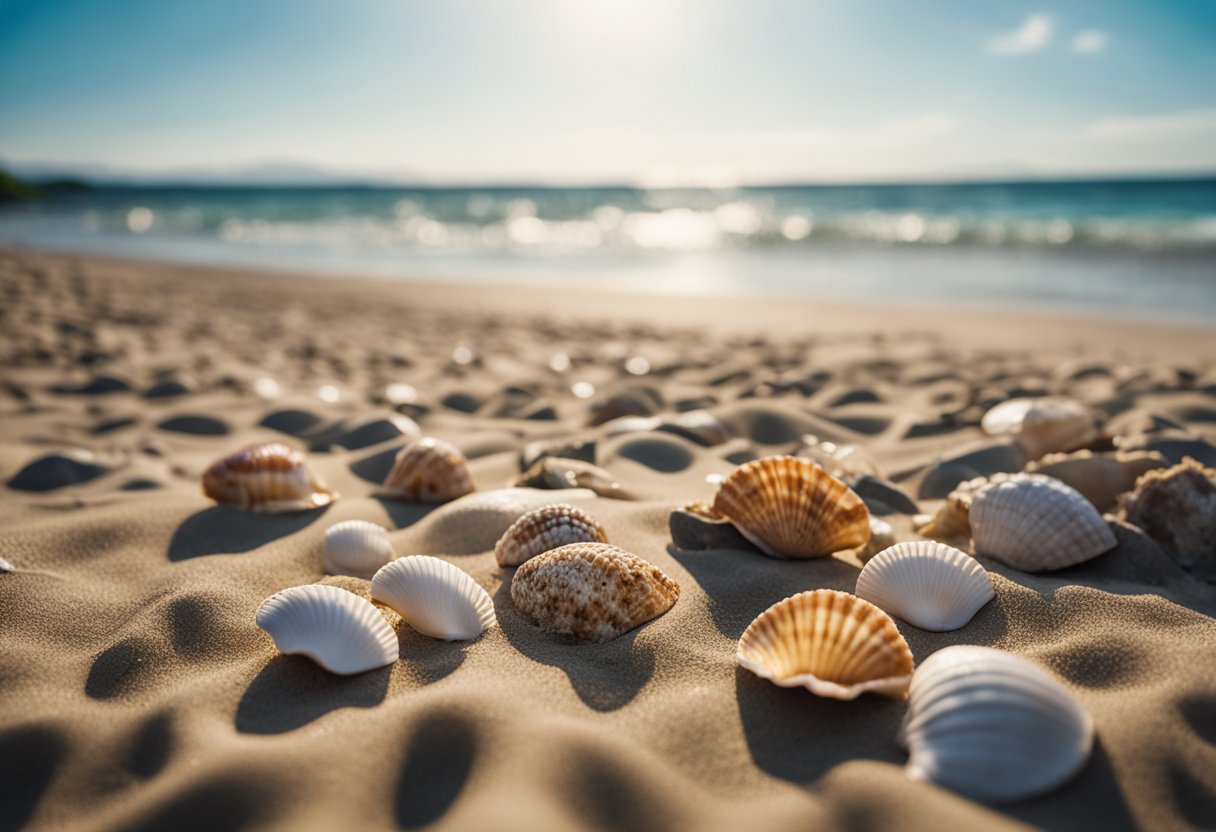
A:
[736,589,914,700]
[711,455,871,559]
[255,584,398,675]
[495,503,608,567]
[898,645,1094,803]
[980,397,1097,461]
[970,473,1117,571]
[510,543,680,643]
[202,442,336,512]
[855,541,994,631]
[1027,449,1167,511]
[371,556,496,640]
[323,520,394,578]
[380,438,475,504]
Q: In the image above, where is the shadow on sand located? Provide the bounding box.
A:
[235,656,390,735]
[167,506,328,561]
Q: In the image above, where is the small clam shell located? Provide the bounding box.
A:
[495,503,608,567]
[202,442,336,512]
[371,556,496,640]
[855,541,994,631]
[323,520,394,578]
[898,645,1094,803]
[510,542,680,643]
[711,455,871,558]
[970,473,1117,571]
[737,589,914,700]
[854,515,895,563]
[255,584,398,675]
[513,457,630,499]
[380,437,475,504]
[914,474,991,545]
[980,397,1097,461]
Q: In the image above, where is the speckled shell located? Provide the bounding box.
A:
[711,455,871,558]
[380,438,475,504]
[970,473,1117,571]
[898,645,1094,803]
[202,442,336,512]
[1027,449,1167,511]
[855,541,994,631]
[980,397,1097,461]
[323,520,394,578]
[1115,457,1216,572]
[495,503,608,567]
[510,542,680,643]
[371,556,496,641]
[736,589,914,700]
[255,584,397,675]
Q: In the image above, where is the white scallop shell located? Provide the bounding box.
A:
[980,397,1096,461]
[322,520,394,578]
[371,556,496,640]
[969,473,1117,571]
[855,541,994,631]
[255,584,398,675]
[898,645,1094,803]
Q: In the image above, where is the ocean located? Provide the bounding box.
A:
[2,178,1215,323]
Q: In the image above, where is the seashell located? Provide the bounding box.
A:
[1027,449,1167,511]
[513,457,630,500]
[914,474,992,545]
[855,541,994,631]
[323,520,394,578]
[255,584,398,675]
[970,473,1117,571]
[711,455,871,559]
[421,487,598,552]
[202,442,336,512]
[0,556,13,573]
[668,500,762,553]
[853,515,895,563]
[371,556,496,640]
[898,645,1094,803]
[1115,457,1216,575]
[736,589,914,700]
[510,542,679,643]
[495,503,608,567]
[380,437,475,504]
[791,434,880,482]
[980,397,1097,461]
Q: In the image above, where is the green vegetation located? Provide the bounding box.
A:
[0,168,92,202]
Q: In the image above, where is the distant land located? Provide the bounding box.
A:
[3,158,1216,191]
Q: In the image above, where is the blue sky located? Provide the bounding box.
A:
[1,0,1214,183]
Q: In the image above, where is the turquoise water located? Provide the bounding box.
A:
[2,179,1214,322]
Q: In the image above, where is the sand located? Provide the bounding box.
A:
[1,245,1215,832]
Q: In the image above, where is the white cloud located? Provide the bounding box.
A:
[1071,30,1107,54]
[989,14,1052,55]
[1078,109,1216,140]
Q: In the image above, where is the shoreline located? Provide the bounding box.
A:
[6,245,1215,361]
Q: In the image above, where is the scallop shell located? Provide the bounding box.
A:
[898,645,1094,803]
[1027,449,1167,511]
[371,556,496,640]
[202,442,336,512]
[711,455,871,559]
[970,473,1117,571]
[1115,456,1216,574]
[981,397,1097,461]
[380,437,475,504]
[736,589,914,700]
[323,520,394,578]
[495,503,608,567]
[855,541,994,631]
[510,542,680,643]
[255,584,398,675]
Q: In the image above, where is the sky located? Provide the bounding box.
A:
[1,0,1215,184]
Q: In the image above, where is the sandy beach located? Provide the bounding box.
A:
[2,244,1215,832]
